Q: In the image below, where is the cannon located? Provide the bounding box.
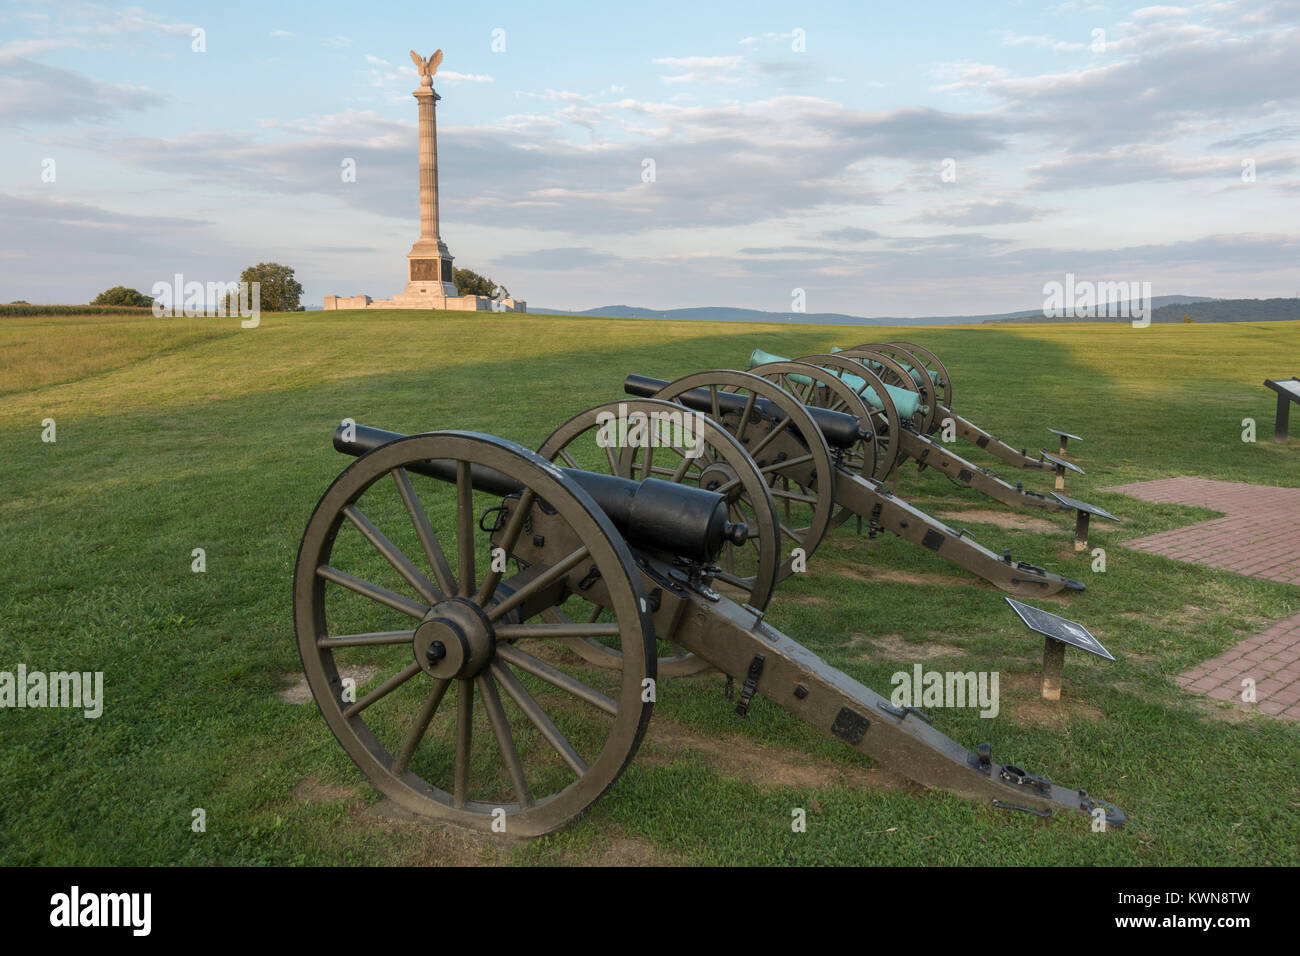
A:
[834,342,1088,477]
[745,350,1118,536]
[293,423,1125,836]
[623,370,1086,597]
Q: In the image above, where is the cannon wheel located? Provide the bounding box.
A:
[750,360,879,480]
[885,341,953,412]
[792,353,904,482]
[852,342,948,436]
[537,398,780,678]
[649,370,837,582]
[293,431,655,836]
[836,346,933,435]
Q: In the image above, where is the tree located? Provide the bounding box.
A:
[237,262,304,312]
[91,286,154,307]
[1182,314,1194,323]
[453,267,508,299]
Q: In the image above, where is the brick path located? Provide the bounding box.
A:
[1103,476,1300,720]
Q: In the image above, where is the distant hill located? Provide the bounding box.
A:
[988,297,1300,325]
[530,296,1223,326]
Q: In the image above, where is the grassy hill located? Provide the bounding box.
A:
[1,309,1297,865]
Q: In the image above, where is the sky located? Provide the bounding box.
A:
[2,0,1298,315]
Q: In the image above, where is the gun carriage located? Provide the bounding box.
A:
[293,423,1125,837]
[623,370,1086,598]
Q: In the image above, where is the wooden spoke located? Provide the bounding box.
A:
[495,644,618,716]
[342,503,442,605]
[494,622,622,640]
[391,678,451,775]
[748,416,791,458]
[760,453,814,474]
[475,488,537,606]
[477,674,533,808]
[455,461,475,597]
[454,679,473,808]
[318,629,415,649]
[669,451,696,483]
[486,546,590,622]
[343,661,422,718]
[391,467,457,598]
[778,523,806,545]
[491,662,587,776]
[734,391,758,445]
[770,487,819,504]
[316,565,429,620]
[714,569,757,589]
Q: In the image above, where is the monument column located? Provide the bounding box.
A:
[405,48,457,297]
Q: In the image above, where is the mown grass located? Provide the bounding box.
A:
[1,310,1297,866]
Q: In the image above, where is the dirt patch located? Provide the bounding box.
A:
[570,834,680,867]
[784,594,832,607]
[357,800,509,866]
[835,565,968,588]
[278,664,379,705]
[939,509,1058,533]
[640,717,906,792]
[866,633,966,660]
[293,777,362,804]
[996,672,1106,727]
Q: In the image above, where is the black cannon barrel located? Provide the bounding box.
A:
[332,424,746,563]
[623,373,864,450]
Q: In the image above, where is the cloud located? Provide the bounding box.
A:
[493,247,621,269]
[915,200,1049,225]
[0,191,239,300]
[0,56,164,126]
[815,227,881,241]
[438,71,493,84]
[652,55,746,85]
[997,32,1088,54]
[1209,125,1300,149]
[1026,147,1299,189]
[62,97,1008,234]
[939,14,1300,146]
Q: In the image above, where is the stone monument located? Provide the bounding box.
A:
[324,48,525,312]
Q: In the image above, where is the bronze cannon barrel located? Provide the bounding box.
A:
[332,424,746,563]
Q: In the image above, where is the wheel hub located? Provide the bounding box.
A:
[697,460,739,498]
[413,597,496,679]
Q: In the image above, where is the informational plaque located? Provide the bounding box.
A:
[1005,598,1115,660]
[1266,377,1300,401]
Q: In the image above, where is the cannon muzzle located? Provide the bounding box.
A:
[332,424,746,563]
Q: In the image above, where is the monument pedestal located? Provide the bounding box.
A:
[406,238,457,298]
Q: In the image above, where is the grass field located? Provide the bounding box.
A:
[1,310,1298,866]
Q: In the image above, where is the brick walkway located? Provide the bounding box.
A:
[1104,476,1300,720]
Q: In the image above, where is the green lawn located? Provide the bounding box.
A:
[1,310,1297,865]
